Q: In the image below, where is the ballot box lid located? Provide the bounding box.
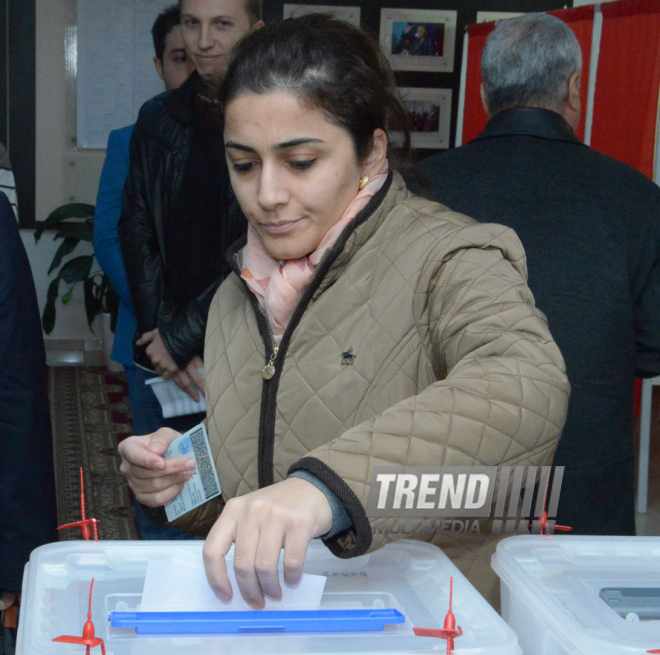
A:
[492,535,660,655]
[19,539,520,655]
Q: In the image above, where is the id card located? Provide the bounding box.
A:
[164,424,222,522]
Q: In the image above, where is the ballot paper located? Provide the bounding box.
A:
[164,425,222,522]
[145,370,206,418]
[141,548,327,611]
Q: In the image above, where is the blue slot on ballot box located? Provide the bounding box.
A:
[108,608,406,634]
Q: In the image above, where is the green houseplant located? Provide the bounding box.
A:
[34,202,119,335]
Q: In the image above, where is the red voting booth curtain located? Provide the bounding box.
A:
[462,22,496,145]
[462,7,594,145]
[591,0,660,179]
[589,0,660,416]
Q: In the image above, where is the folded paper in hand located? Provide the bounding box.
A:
[145,368,206,418]
[163,424,221,522]
[141,548,327,611]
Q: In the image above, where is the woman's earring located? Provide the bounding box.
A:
[359,174,370,190]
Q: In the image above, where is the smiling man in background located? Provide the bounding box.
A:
[180,0,263,82]
[118,0,263,404]
[117,0,263,530]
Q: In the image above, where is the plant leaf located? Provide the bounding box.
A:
[44,203,94,223]
[110,307,118,333]
[60,255,93,284]
[46,276,60,301]
[83,277,101,330]
[35,203,94,241]
[54,221,94,243]
[42,301,56,334]
[61,288,73,304]
[42,278,61,334]
[104,276,120,332]
[48,236,78,275]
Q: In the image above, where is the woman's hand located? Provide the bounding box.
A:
[118,428,196,507]
[137,329,179,380]
[203,478,333,609]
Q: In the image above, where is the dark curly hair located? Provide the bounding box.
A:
[151,5,181,61]
[220,13,410,167]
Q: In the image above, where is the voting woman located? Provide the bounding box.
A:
[119,14,569,610]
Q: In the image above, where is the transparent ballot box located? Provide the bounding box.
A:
[492,535,660,655]
[19,539,521,655]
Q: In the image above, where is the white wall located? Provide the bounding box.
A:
[29,0,106,344]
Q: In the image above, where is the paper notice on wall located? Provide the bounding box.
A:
[141,548,327,611]
[77,0,175,148]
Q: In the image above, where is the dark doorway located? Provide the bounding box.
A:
[4,0,36,228]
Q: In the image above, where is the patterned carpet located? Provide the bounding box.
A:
[48,366,140,540]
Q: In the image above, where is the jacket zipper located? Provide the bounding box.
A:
[258,304,278,380]
[254,249,333,487]
[228,173,393,488]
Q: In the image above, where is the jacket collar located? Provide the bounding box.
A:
[320,170,401,291]
[162,70,207,123]
[473,107,587,147]
[225,170,403,293]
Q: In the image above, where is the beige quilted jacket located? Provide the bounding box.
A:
[173,172,569,605]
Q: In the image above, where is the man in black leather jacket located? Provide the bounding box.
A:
[118,0,263,425]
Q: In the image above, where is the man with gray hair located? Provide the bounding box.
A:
[416,13,660,536]
[479,13,581,130]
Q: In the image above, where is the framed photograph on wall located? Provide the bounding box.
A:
[283,4,361,26]
[476,11,524,24]
[380,9,457,72]
[399,87,452,149]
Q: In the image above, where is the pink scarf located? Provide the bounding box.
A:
[241,162,389,345]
